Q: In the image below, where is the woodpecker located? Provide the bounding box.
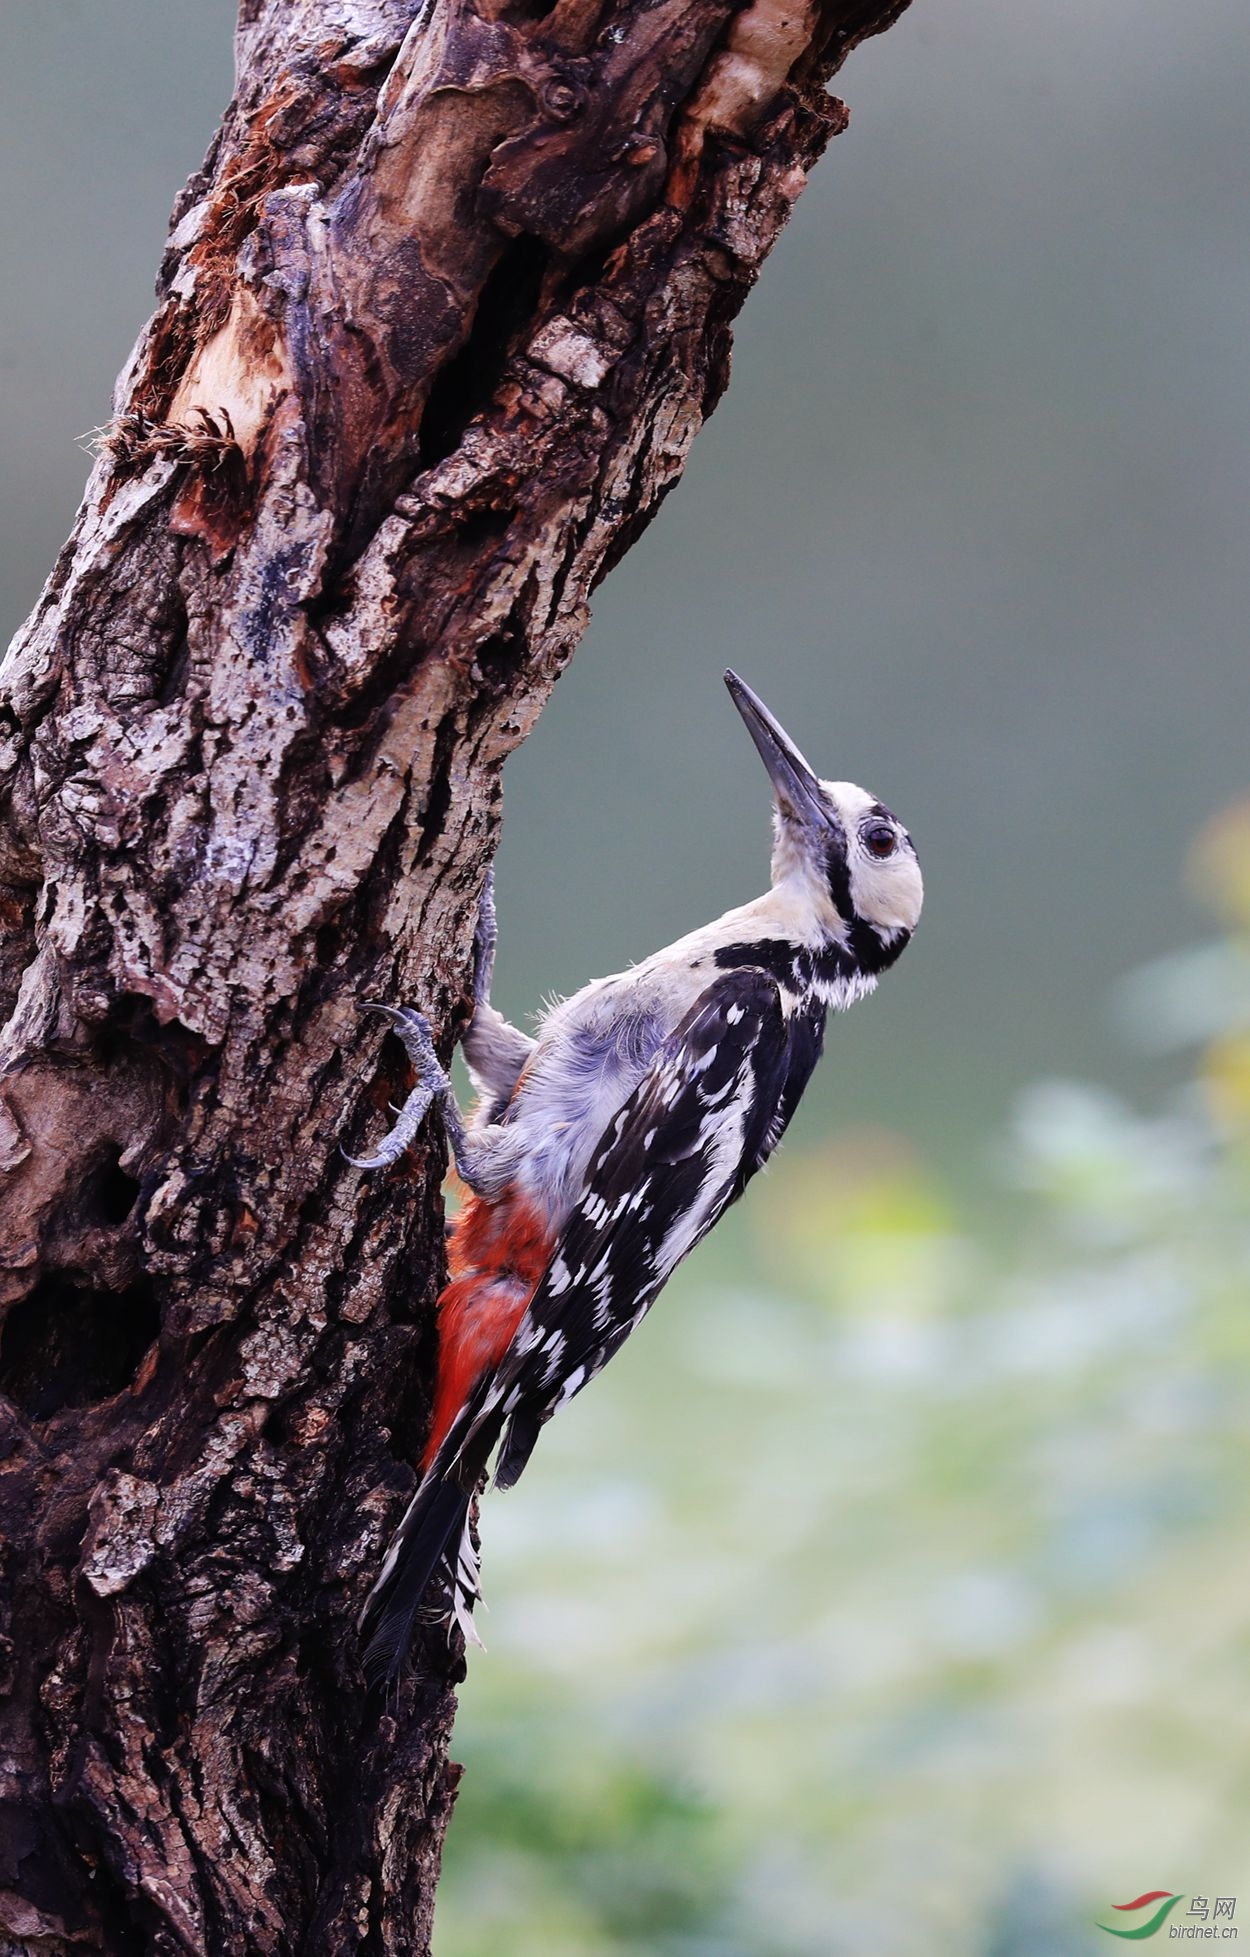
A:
[351,670,923,1681]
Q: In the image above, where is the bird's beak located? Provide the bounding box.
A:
[724,670,829,826]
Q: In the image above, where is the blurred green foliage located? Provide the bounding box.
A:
[437,819,1250,1955]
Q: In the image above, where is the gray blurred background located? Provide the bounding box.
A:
[4,5,1250,1953]
[3,1,1249,1170]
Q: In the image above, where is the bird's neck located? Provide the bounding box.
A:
[701,887,864,1015]
[755,875,912,992]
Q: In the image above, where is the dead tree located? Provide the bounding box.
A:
[0,0,912,1948]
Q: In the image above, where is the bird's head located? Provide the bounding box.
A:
[725,669,923,966]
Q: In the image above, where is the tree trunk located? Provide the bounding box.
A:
[0,0,912,1948]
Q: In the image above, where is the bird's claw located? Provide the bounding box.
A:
[344,999,446,1172]
[341,1144,403,1172]
[472,869,498,1010]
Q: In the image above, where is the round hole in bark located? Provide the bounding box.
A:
[86,1145,142,1225]
[452,504,516,550]
[0,1275,160,1419]
[476,628,525,690]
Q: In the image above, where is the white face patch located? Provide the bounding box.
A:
[821,780,924,937]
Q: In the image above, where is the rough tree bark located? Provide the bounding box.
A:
[0,0,912,1948]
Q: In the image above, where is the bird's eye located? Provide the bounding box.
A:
[863,824,897,859]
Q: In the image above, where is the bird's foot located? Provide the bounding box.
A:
[471,868,498,1012]
[343,1003,448,1171]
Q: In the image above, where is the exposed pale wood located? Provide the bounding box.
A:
[0,0,912,1947]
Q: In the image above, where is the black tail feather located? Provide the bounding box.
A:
[494,1408,543,1491]
[361,1393,508,1688]
[360,1475,471,1689]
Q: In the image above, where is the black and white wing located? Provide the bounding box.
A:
[484,967,802,1490]
[360,967,821,1681]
